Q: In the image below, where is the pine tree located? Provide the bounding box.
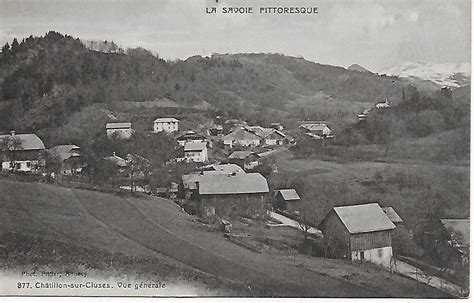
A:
[11,38,19,52]
[1,42,10,54]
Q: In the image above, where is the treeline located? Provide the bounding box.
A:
[0,31,433,137]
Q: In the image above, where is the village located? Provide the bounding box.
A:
[0,103,468,297]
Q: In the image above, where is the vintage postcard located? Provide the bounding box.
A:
[0,0,470,298]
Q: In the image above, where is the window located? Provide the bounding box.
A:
[16,163,21,170]
[360,251,365,260]
[26,162,31,167]
[9,162,14,168]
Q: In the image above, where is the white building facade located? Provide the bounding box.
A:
[154,118,180,133]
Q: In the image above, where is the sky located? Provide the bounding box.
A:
[0,0,470,72]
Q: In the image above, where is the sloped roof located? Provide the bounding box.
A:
[299,123,331,132]
[184,142,207,151]
[229,150,258,160]
[276,189,300,201]
[382,207,403,224]
[441,219,470,246]
[332,203,395,234]
[154,117,179,123]
[198,173,269,195]
[176,131,206,140]
[103,154,127,167]
[222,128,261,141]
[0,133,45,150]
[106,122,132,129]
[49,145,81,161]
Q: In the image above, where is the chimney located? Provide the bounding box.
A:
[10,130,15,136]
[113,152,116,157]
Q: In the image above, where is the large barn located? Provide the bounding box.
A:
[195,172,269,219]
[319,203,395,266]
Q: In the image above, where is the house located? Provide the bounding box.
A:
[0,131,45,173]
[270,122,284,131]
[228,150,260,170]
[176,131,207,147]
[299,123,333,138]
[183,142,208,163]
[222,128,261,148]
[48,144,83,175]
[273,189,301,213]
[245,126,286,146]
[208,125,224,136]
[106,122,133,139]
[153,118,179,133]
[103,152,127,168]
[376,99,390,109]
[195,172,269,218]
[319,203,396,266]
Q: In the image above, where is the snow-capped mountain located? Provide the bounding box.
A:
[380,62,470,88]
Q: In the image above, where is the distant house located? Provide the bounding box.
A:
[299,123,333,138]
[103,152,127,168]
[209,125,224,137]
[0,131,45,173]
[222,128,261,148]
[153,118,179,133]
[106,122,133,139]
[273,189,301,213]
[195,172,269,218]
[229,150,260,170]
[319,203,396,266]
[183,142,208,163]
[375,99,390,109]
[270,122,283,131]
[176,131,207,147]
[246,126,286,146]
[48,144,83,175]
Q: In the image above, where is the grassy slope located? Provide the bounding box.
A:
[0,179,445,297]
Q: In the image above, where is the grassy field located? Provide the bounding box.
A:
[271,150,469,227]
[0,179,446,297]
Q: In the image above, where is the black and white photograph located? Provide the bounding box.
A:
[0,0,470,298]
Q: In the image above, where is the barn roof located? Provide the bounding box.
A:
[222,129,261,141]
[103,154,127,167]
[440,218,470,246]
[0,133,45,150]
[184,142,207,151]
[106,122,132,129]
[198,172,269,195]
[332,203,395,234]
[382,207,404,224]
[276,189,300,201]
[154,117,179,123]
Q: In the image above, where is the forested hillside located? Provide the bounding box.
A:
[0,31,447,146]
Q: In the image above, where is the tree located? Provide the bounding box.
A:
[0,136,24,171]
[1,42,10,54]
[10,38,19,53]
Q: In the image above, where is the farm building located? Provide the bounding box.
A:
[153,117,179,133]
[195,172,269,219]
[299,123,333,138]
[245,126,286,146]
[176,131,207,146]
[382,207,404,226]
[319,203,395,266]
[222,128,261,148]
[0,132,45,173]
[106,122,133,139]
[103,152,127,168]
[228,150,260,170]
[48,144,83,175]
[273,189,301,213]
[183,142,208,163]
